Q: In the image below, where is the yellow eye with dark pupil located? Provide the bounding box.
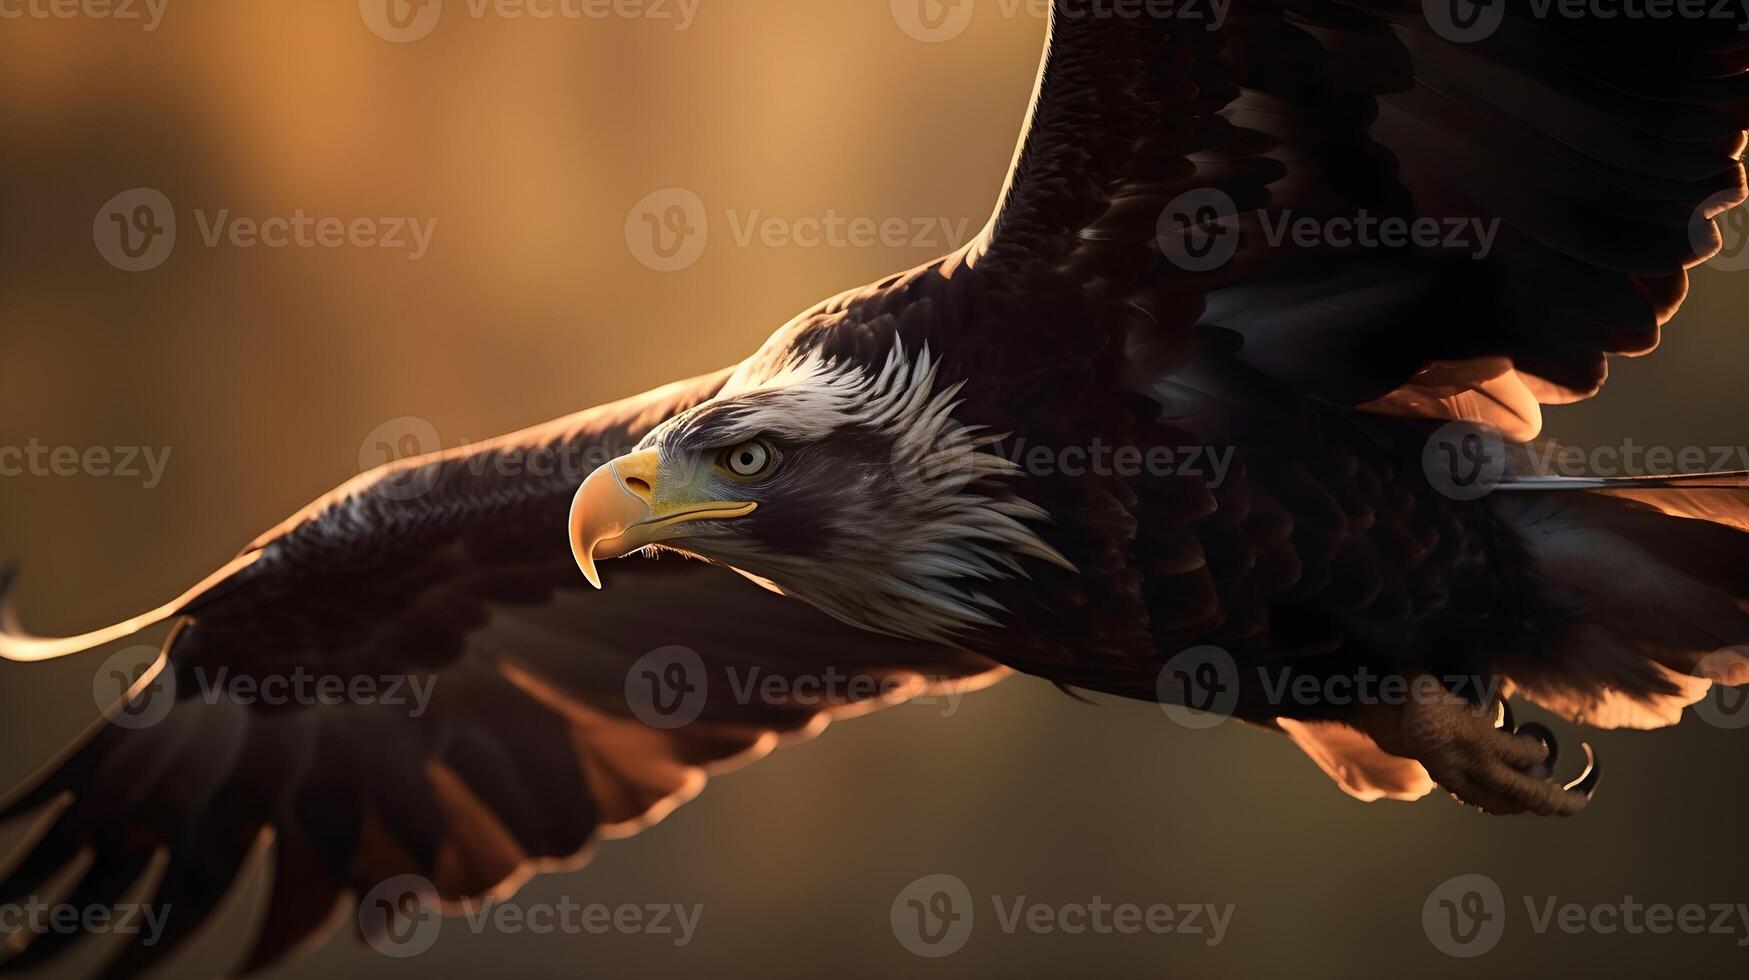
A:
[723,440,772,478]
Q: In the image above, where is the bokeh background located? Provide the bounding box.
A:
[2,2,1748,977]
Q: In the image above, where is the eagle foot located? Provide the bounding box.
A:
[1394,678,1600,817]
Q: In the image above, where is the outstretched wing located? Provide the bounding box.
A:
[969,0,1749,438]
[0,370,999,978]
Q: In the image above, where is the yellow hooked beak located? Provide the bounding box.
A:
[568,448,758,589]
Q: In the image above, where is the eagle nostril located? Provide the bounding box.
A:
[623,476,653,499]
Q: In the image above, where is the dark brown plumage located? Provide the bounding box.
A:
[5,3,1749,975]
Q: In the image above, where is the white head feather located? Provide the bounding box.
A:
[658,339,1074,642]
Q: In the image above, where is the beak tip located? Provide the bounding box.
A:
[570,471,615,591]
[578,555,603,590]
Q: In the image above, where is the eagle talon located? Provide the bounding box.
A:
[1566,743,1602,800]
[1513,721,1558,780]
[1391,682,1597,817]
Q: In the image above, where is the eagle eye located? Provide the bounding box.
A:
[718,439,776,479]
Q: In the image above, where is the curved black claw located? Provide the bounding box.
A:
[1565,742,1601,800]
[1514,722,1558,780]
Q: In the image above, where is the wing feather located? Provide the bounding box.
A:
[969,1,1749,437]
[0,370,998,978]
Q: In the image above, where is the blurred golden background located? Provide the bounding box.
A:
[2,2,1748,977]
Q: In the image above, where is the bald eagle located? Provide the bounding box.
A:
[5,2,1749,974]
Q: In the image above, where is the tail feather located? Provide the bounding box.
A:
[1493,473,1749,729]
[0,552,263,663]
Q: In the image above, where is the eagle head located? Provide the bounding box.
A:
[568,342,1071,641]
